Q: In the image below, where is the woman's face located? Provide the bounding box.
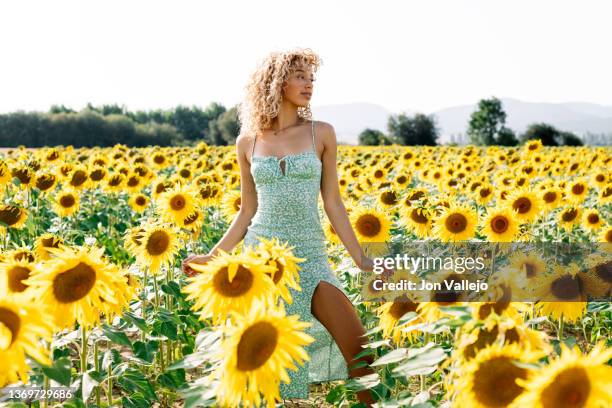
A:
[282,65,315,107]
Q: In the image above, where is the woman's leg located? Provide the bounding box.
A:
[311,281,376,406]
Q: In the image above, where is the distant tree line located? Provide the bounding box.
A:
[0,103,240,147]
[359,97,588,147]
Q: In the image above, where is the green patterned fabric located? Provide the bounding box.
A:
[243,120,349,399]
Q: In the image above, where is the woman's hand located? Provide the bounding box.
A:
[182,253,213,277]
[359,256,395,280]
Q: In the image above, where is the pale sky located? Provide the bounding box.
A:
[1,0,611,114]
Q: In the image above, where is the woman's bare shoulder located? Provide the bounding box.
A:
[235,133,256,156]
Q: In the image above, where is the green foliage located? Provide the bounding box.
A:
[358,128,392,146]
[387,113,439,146]
[520,122,583,146]
[0,102,232,147]
[467,97,518,146]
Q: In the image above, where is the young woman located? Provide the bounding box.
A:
[182,48,391,406]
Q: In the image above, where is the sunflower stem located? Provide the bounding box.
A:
[141,268,149,342]
[153,274,160,309]
[80,326,88,374]
[107,361,113,404]
[557,315,564,341]
[42,342,52,408]
[94,339,101,406]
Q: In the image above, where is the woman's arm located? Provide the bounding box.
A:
[207,134,258,256]
[183,135,257,274]
[318,122,372,270]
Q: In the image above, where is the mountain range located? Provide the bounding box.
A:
[311,98,612,145]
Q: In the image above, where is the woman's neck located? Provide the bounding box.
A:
[271,100,303,132]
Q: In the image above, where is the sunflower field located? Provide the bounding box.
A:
[0,140,611,408]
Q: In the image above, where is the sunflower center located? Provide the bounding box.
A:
[356,214,382,237]
[0,206,22,226]
[170,195,186,211]
[0,307,21,348]
[236,321,278,371]
[53,262,97,303]
[606,230,612,242]
[433,275,462,304]
[146,231,170,256]
[490,215,509,233]
[154,155,165,164]
[410,208,428,224]
[381,191,398,205]
[127,176,139,187]
[8,265,31,293]
[135,196,147,206]
[109,176,122,186]
[36,175,56,191]
[233,197,241,212]
[540,367,590,408]
[512,197,532,214]
[550,275,582,300]
[472,356,528,407]
[562,209,578,222]
[586,214,599,224]
[268,260,284,284]
[595,261,612,283]
[71,170,87,187]
[90,169,105,181]
[60,195,76,208]
[389,299,418,320]
[445,213,467,233]
[42,236,60,248]
[543,192,557,203]
[571,184,585,195]
[213,265,254,297]
[479,187,491,198]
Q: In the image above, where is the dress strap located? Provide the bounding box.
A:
[250,133,257,160]
[311,120,316,152]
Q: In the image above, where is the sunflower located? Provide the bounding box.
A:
[150,177,175,201]
[0,205,28,229]
[34,172,58,193]
[134,222,181,274]
[523,139,543,155]
[598,225,612,243]
[6,248,36,263]
[565,178,589,204]
[24,245,130,329]
[104,173,125,193]
[11,165,33,189]
[66,166,90,190]
[558,206,581,231]
[399,206,432,239]
[33,233,65,260]
[53,189,80,217]
[432,202,478,242]
[0,294,54,388]
[350,206,392,243]
[0,259,35,296]
[507,189,543,223]
[182,248,277,324]
[581,208,604,232]
[579,254,611,298]
[375,293,422,345]
[597,183,612,206]
[246,237,305,304]
[216,301,314,408]
[182,209,205,234]
[540,187,563,211]
[508,251,547,282]
[128,193,150,213]
[220,189,242,222]
[480,207,520,242]
[533,263,588,323]
[449,343,545,408]
[156,184,200,227]
[513,342,612,408]
[376,188,400,210]
[475,184,495,205]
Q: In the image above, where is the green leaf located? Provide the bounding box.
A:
[132,340,159,364]
[161,281,182,298]
[81,370,102,402]
[41,357,72,386]
[102,324,133,348]
[371,348,409,366]
[117,368,158,402]
[121,392,150,408]
[157,369,186,389]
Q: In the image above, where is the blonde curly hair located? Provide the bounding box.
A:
[237,47,322,138]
